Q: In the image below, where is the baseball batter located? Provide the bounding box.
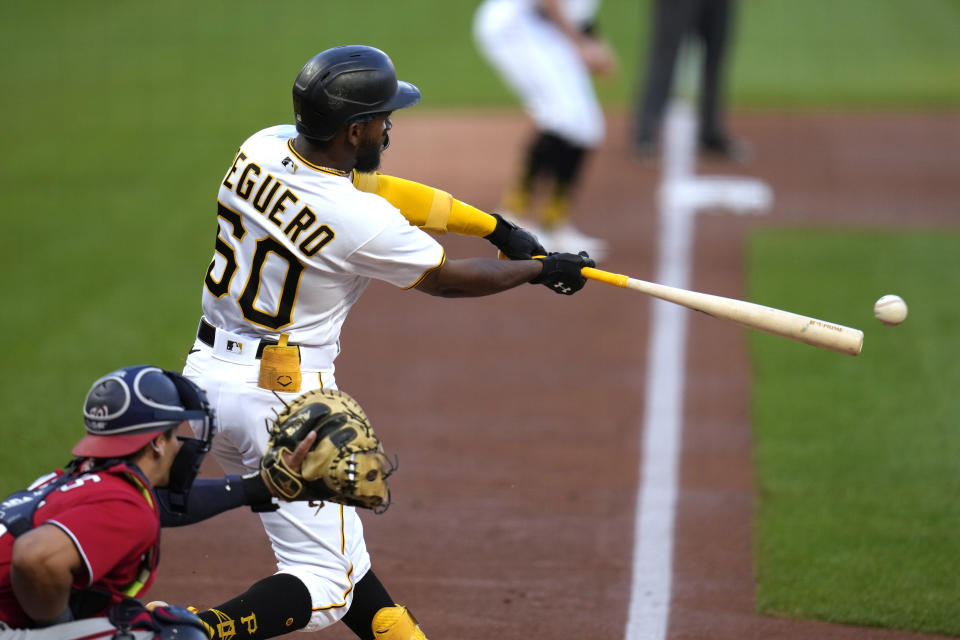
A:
[474,0,615,258]
[183,45,595,640]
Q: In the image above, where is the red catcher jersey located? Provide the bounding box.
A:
[0,468,159,628]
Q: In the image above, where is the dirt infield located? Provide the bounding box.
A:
[149,111,959,639]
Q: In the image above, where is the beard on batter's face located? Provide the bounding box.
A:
[352,114,392,173]
[354,130,387,173]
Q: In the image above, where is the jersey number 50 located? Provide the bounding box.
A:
[204,204,304,330]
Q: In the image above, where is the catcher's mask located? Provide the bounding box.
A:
[292,45,420,142]
[74,364,215,511]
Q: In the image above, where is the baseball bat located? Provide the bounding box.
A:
[582,266,864,356]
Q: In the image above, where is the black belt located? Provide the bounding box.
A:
[197,318,279,359]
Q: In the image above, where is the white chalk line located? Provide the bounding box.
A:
[624,98,771,640]
[624,100,697,640]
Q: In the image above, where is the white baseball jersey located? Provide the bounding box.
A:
[183,124,444,632]
[202,124,444,360]
[474,0,605,147]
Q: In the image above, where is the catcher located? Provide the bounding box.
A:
[0,366,390,639]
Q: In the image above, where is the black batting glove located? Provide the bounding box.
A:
[484,214,547,260]
[530,251,595,295]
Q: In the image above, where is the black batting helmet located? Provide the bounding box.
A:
[292,45,421,142]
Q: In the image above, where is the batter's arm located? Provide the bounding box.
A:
[415,258,542,298]
[353,172,496,237]
[354,172,545,259]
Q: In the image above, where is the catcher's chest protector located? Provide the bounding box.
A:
[0,472,71,538]
[1,462,152,537]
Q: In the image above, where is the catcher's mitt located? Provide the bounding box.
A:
[260,389,393,511]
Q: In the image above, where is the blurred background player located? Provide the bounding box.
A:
[633,0,747,161]
[474,0,616,259]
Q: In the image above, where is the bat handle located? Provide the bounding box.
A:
[500,251,628,288]
[582,266,628,288]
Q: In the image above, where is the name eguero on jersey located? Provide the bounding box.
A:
[221,149,335,258]
[205,148,338,330]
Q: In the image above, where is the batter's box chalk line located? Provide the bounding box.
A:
[658,175,773,215]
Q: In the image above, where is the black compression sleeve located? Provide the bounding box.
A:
[157,474,275,527]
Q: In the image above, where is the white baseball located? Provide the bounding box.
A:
[873,294,908,326]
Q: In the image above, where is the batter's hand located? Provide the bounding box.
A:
[485,214,547,260]
[530,251,595,295]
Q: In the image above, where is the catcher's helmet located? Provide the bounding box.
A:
[292,45,421,141]
[75,365,213,458]
[74,365,214,510]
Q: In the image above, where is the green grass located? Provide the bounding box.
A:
[732,0,960,107]
[1,0,957,130]
[0,5,959,634]
[749,230,960,635]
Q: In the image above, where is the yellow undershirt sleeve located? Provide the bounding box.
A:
[353,172,497,237]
